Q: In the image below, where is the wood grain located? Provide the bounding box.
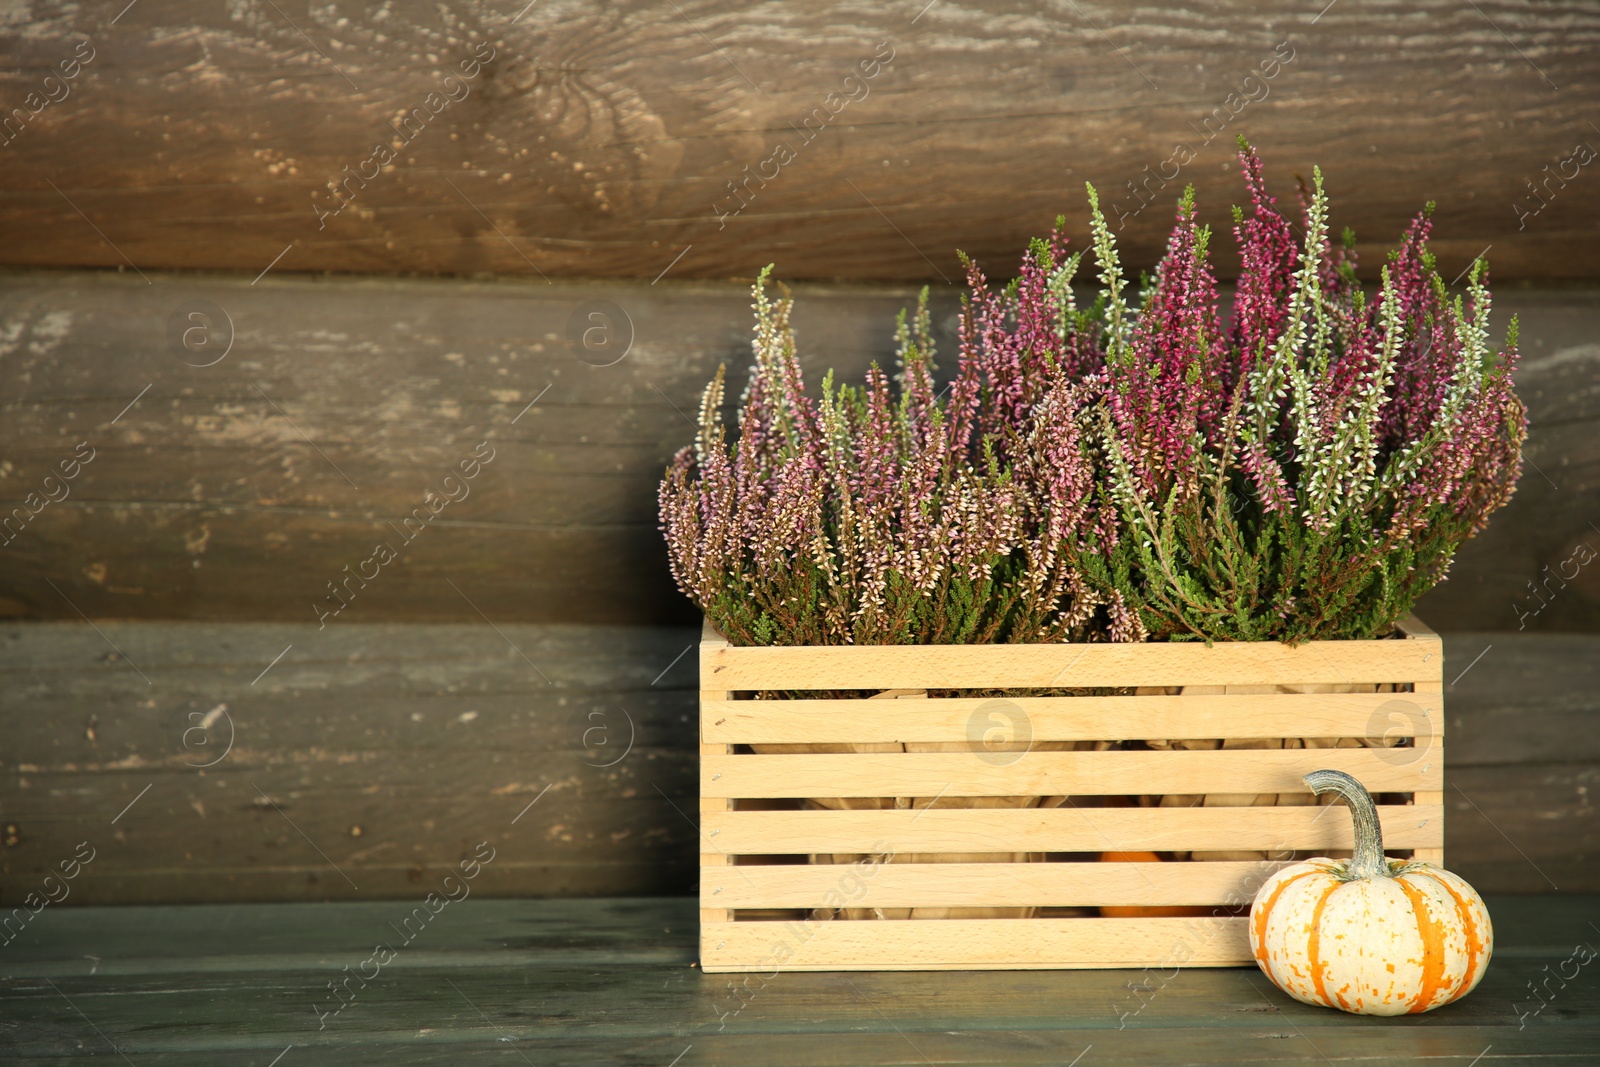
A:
[704,692,1440,745]
[701,916,1256,972]
[701,749,1438,798]
[0,270,955,625]
[2,271,1593,630]
[1411,678,1445,863]
[700,623,1440,967]
[1448,760,1597,893]
[699,805,1446,855]
[1443,632,1600,764]
[703,859,1293,910]
[1,896,1596,1063]
[0,620,704,904]
[0,626,1592,904]
[703,623,1439,690]
[700,712,734,926]
[0,2,1597,281]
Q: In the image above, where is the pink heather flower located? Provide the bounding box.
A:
[1375,209,1452,449]
[1240,441,1296,514]
[1107,188,1227,497]
[659,261,1105,645]
[1230,142,1298,374]
[1074,140,1524,640]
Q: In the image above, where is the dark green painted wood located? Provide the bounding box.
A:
[1,896,1596,1064]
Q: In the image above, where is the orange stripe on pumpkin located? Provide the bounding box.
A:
[1397,877,1449,1013]
[1252,869,1326,988]
[1416,869,1486,995]
[1306,880,1343,1008]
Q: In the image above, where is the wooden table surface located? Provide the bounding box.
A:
[2,895,1595,1065]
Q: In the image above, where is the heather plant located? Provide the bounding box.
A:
[1062,142,1527,642]
[660,143,1525,647]
[658,265,1108,646]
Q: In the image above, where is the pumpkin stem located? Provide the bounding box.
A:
[1304,769,1388,880]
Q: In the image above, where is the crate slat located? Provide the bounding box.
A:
[699,916,1252,972]
[702,749,1437,799]
[703,691,1440,745]
[703,629,1440,691]
[701,859,1294,910]
[703,804,1443,855]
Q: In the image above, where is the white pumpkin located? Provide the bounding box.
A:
[1249,769,1492,1016]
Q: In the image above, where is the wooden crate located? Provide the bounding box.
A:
[698,617,1444,972]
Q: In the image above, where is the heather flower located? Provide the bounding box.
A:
[660,266,1103,646]
[1071,142,1526,642]
[661,144,1525,648]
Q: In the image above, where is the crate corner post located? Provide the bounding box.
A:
[699,619,735,973]
[1400,614,1445,866]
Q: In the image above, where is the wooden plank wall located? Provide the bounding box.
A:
[1,0,1596,907]
[1,622,703,903]
[0,272,1594,630]
[0,271,953,626]
[0,624,1591,902]
[0,1,1596,282]
[0,620,1593,908]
